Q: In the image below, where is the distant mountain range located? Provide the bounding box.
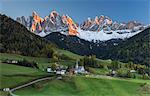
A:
[16,10,149,41]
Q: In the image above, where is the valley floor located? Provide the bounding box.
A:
[0,53,150,96]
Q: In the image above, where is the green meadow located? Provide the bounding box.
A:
[14,76,150,96]
[0,53,149,96]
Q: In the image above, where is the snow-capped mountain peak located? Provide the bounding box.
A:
[16,11,148,42]
[77,28,142,41]
[16,10,79,36]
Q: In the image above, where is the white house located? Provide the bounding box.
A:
[3,88,10,92]
[47,67,53,73]
[11,60,18,64]
[130,70,136,73]
[6,60,18,64]
[46,64,66,75]
[56,69,66,75]
[110,70,116,76]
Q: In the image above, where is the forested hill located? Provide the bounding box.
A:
[109,27,150,66]
[0,14,56,57]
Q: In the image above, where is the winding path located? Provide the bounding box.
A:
[9,76,56,96]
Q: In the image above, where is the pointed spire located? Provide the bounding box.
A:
[32,11,37,17]
[75,60,79,69]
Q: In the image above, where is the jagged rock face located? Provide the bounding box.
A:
[16,16,27,27]
[80,15,143,32]
[31,11,44,33]
[27,16,33,30]
[126,21,142,29]
[43,11,68,33]
[80,15,114,31]
[16,17,21,23]
[16,10,78,35]
[16,11,146,40]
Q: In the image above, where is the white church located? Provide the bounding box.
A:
[74,60,87,74]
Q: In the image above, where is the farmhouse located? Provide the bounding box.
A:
[130,70,136,73]
[4,59,18,64]
[56,69,66,75]
[3,88,10,92]
[46,67,53,73]
[46,64,67,75]
[110,70,116,76]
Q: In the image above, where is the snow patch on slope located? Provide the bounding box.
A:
[37,30,67,37]
[77,28,142,41]
[37,31,47,37]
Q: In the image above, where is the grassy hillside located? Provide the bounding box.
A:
[14,76,150,96]
[0,52,78,89]
[58,49,83,59]
[0,53,76,69]
[110,27,150,66]
[0,53,50,63]
[0,63,47,88]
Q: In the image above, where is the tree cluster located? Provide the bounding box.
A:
[2,59,39,69]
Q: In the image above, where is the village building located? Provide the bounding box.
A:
[74,60,87,74]
[110,70,116,76]
[3,88,10,92]
[46,61,88,75]
[46,67,53,73]
[56,69,66,75]
[5,59,18,64]
[46,64,67,75]
[130,70,136,73]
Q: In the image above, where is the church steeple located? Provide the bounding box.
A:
[75,60,79,69]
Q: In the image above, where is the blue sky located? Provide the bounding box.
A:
[0,0,150,24]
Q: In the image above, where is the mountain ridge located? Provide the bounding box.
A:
[16,10,148,41]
